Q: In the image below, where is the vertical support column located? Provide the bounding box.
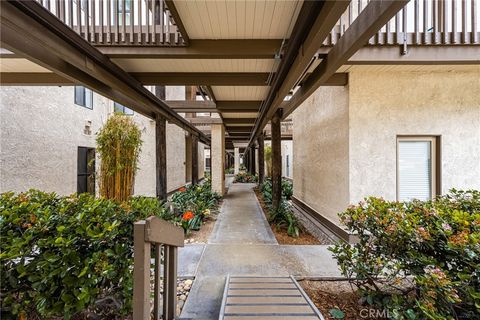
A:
[234,147,240,174]
[258,134,265,185]
[133,222,151,320]
[211,124,225,195]
[185,134,193,183]
[251,146,256,175]
[155,114,167,200]
[271,110,282,211]
[163,245,178,320]
[192,135,199,185]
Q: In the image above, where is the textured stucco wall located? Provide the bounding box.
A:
[211,124,225,194]
[0,86,109,195]
[292,86,350,224]
[348,70,480,203]
[0,86,191,195]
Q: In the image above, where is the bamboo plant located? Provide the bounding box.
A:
[96,113,142,202]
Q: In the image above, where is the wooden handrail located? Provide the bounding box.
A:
[325,0,479,46]
[34,0,186,46]
[133,216,184,320]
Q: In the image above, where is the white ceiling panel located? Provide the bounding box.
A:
[0,58,51,73]
[212,86,269,100]
[174,0,303,39]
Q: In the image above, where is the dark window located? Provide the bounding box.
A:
[206,157,211,170]
[114,102,134,115]
[74,86,93,109]
[77,147,95,194]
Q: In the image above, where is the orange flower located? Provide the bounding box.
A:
[179,187,187,192]
[182,211,194,221]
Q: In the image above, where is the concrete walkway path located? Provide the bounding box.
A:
[179,182,340,320]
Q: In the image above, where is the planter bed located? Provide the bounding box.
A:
[254,188,328,245]
[184,200,222,244]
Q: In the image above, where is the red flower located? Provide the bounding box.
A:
[182,211,194,221]
[179,187,187,192]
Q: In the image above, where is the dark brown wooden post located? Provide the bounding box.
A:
[155,114,167,200]
[192,135,199,185]
[271,110,282,211]
[251,146,256,175]
[258,134,265,185]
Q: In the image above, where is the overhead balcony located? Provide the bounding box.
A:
[35,0,187,46]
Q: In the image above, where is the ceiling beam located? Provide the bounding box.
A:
[98,39,282,59]
[0,72,349,87]
[247,0,350,150]
[133,72,270,86]
[223,118,256,124]
[0,0,209,144]
[0,72,72,85]
[216,101,262,111]
[282,0,409,118]
[187,117,222,125]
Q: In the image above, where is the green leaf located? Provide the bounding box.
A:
[329,308,345,319]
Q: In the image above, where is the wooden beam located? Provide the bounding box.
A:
[223,118,256,124]
[155,114,167,200]
[132,72,270,86]
[0,72,72,85]
[224,127,253,133]
[0,72,349,87]
[283,0,409,118]
[0,1,209,145]
[216,101,262,111]
[248,0,350,148]
[98,39,282,59]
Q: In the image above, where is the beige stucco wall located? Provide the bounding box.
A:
[0,86,195,196]
[292,86,350,224]
[348,70,480,203]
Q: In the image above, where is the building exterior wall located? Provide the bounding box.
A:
[0,86,198,196]
[348,70,480,203]
[292,86,350,224]
[292,69,480,227]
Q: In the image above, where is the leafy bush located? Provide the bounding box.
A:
[234,172,258,183]
[329,189,480,319]
[170,181,221,233]
[225,167,234,174]
[0,190,172,319]
[259,178,299,237]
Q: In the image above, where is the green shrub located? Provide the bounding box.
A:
[234,172,258,183]
[329,189,480,319]
[225,167,234,174]
[0,190,171,319]
[259,178,299,237]
[170,181,221,233]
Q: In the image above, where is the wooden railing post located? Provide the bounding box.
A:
[133,221,151,320]
[163,245,178,320]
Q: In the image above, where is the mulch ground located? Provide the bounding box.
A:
[299,280,378,320]
[254,189,322,245]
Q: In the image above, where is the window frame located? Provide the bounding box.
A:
[396,136,440,202]
[74,86,93,109]
[114,102,134,115]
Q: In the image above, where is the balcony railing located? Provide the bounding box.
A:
[326,0,479,46]
[35,0,186,45]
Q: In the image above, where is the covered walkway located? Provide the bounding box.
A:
[177,182,340,319]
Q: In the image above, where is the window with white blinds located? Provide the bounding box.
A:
[397,138,436,202]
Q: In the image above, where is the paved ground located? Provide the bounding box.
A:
[179,182,340,320]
